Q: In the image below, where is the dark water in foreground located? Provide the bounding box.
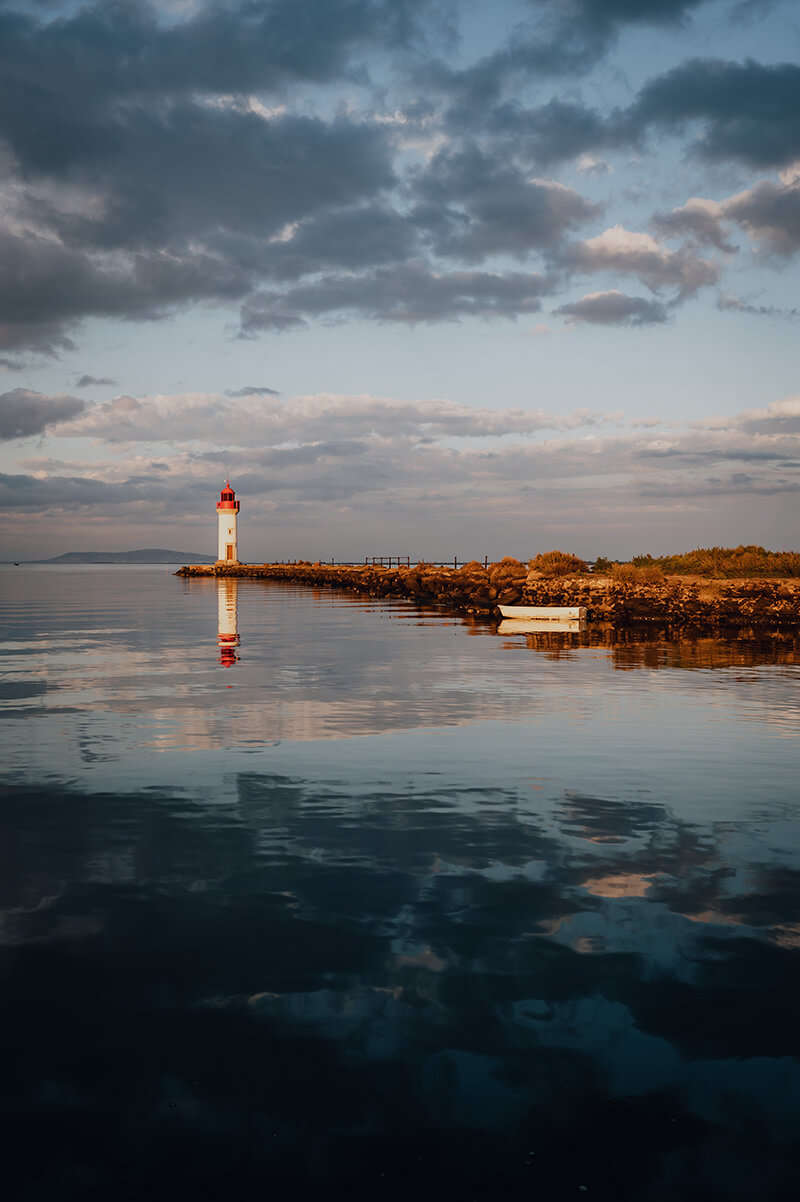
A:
[2,566,799,1201]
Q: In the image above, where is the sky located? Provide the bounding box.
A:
[1,0,799,562]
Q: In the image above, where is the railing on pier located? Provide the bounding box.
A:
[364,557,491,570]
[365,556,411,567]
[276,558,493,569]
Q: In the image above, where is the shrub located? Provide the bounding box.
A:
[592,556,613,574]
[488,556,527,581]
[529,550,587,577]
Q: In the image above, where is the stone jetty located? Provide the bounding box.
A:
[176,560,800,628]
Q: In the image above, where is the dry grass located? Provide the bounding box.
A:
[611,562,665,584]
[529,550,588,577]
[636,546,800,579]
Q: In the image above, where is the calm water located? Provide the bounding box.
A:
[2,566,799,1200]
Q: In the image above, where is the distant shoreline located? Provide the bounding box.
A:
[15,550,216,565]
[176,562,800,629]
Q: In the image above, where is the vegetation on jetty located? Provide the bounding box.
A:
[177,548,800,628]
[631,545,800,579]
[594,545,800,579]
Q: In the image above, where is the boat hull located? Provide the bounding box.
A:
[498,604,587,621]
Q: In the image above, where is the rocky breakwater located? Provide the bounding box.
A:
[176,558,529,610]
[175,560,800,627]
[520,572,800,627]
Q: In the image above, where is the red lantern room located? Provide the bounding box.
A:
[217,479,240,513]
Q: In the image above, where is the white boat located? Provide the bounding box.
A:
[498,618,586,634]
[498,604,587,621]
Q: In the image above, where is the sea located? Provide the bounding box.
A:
[1,564,799,1201]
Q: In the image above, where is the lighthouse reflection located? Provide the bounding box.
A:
[216,578,240,666]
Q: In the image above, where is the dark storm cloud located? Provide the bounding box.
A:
[245,202,422,281]
[423,0,711,146]
[0,1,404,350]
[0,228,254,353]
[627,58,800,167]
[482,98,614,166]
[410,145,600,260]
[441,55,800,174]
[240,261,552,330]
[555,290,671,326]
[0,468,191,509]
[225,385,281,397]
[75,375,116,389]
[427,0,709,116]
[0,387,86,440]
[34,108,395,253]
[0,0,794,356]
[0,0,418,162]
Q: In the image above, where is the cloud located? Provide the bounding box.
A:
[726,394,800,436]
[628,58,800,168]
[576,154,612,176]
[75,374,117,389]
[240,261,553,329]
[424,0,710,124]
[717,292,800,319]
[0,0,405,352]
[654,170,800,260]
[0,227,253,353]
[0,0,420,169]
[55,389,613,447]
[411,147,600,260]
[723,176,800,254]
[653,198,734,252]
[0,470,158,509]
[5,388,800,556]
[562,226,718,294]
[556,290,671,326]
[450,54,800,175]
[39,109,396,253]
[0,0,793,362]
[0,387,86,440]
[481,98,614,166]
[225,385,281,397]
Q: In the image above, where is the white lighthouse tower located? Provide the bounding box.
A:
[216,479,240,564]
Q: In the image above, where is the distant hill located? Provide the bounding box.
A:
[32,549,217,565]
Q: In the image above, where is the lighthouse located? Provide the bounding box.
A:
[216,479,240,564]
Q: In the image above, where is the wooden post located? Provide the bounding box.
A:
[484,556,488,570]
